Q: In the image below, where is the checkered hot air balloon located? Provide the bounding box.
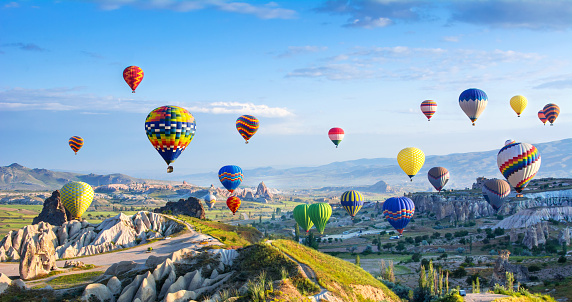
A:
[397,147,425,181]
[226,196,241,215]
[427,167,449,192]
[60,181,94,219]
[123,66,144,93]
[236,115,259,144]
[482,179,511,212]
[382,197,415,235]
[420,100,437,121]
[145,106,196,173]
[340,190,364,217]
[538,110,547,125]
[497,142,541,197]
[543,103,560,126]
[328,127,344,148]
[459,88,488,126]
[68,136,84,155]
[218,165,243,193]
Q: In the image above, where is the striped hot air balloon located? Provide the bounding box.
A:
[397,147,425,181]
[459,88,488,126]
[218,165,243,193]
[510,95,527,117]
[308,203,332,234]
[123,66,144,93]
[497,142,541,197]
[340,190,364,217]
[69,136,84,155]
[420,100,437,121]
[427,167,449,192]
[204,193,216,209]
[482,179,511,211]
[236,115,259,144]
[538,110,547,125]
[382,197,415,235]
[543,103,560,126]
[226,196,241,214]
[60,181,94,219]
[293,204,314,232]
[504,139,516,146]
[328,127,344,148]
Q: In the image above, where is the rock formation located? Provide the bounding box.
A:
[18,222,58,279]
[522,225,538,249]
[559,227,570,246]
[32,190,73,226]
[255,181,273,200]
[409,193,495,223]
[154,197,205,219]
[494,206,572,229]
[490,250,529,286]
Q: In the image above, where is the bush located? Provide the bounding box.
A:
[457,247,465,254]
[558,256,567,263]
[528,265,541,272]
[451,267,467,278]
[411,253,422,262]
[489,249,497,255]
[437,248,445,253]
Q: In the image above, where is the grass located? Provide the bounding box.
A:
[527,277,572,300]
[177,215,262,247]
[0,206,41,237]
[46,271,104,289]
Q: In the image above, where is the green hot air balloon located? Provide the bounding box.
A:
[308,203,332,234]
[293,204,314,233]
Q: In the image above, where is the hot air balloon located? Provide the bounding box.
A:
[340,190,364,217]
[204,193,216,209]
[482,179,511,211]
[293,204,314,233]
[69,136,84,155]
[218,165,243,193]
[308,203,332,234]
[420,100,437,121]
[123,66,144,93]
[226,196,241,214]
[538,110,547,125]
[145,106,196,173]
[459,88,487,126]
[382,197,415,235]
[397,147,425,181]
[504,139,516,146]
[510,95,527,117]
[328,127,344,148]
[60,181,94,219]
[497,142,541,197]
[236,115,259,144]
[427,167,449,192]
[543,103,560,126]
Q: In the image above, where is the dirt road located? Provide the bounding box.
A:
[464,293,509,302]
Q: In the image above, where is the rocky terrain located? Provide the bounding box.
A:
[494,206,572,229]
[410,193,496,223]
[154,197,205,219]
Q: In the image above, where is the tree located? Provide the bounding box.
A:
[294,223,300,242]
[276,208,281,216]
[355,255,361,267]
[412,253,422,262]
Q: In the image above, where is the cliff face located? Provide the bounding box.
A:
[494,206,572,229]
[154,197,205,219]
[32,190,73,226]
[410,194,496,223]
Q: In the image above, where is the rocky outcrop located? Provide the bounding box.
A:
[154,197,205,219]
[494,206,572,229]
[0,273,12,295]
[365,180,393,193]
[559,227,570,246]
[490,250,529,286]
[409,193,495,223]
[255,181,273,200]
[32,190,72,226]
[18,222,58,279]
[81,283,115,302]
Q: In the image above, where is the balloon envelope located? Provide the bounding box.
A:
[236,115,259,143]
[497,142,541,194]
[538,110,547,125]
[293,204,314,232]
[69,136,84,154]
[543,103,560,125]
[504,139,516,146]
[420,100,437,121]
[308,203,332,234]
[382,197,415,235]
[328,127,344,148]
[123,66,144,93]
[204,193,216,209]
[459,88,488,126]
[510,95,527,117]
[340,190,364,217]
[482,179,511,211]
[226,196,241,214]
[427,167,449,192]
[61,181,94,219]
[218,165,243,193]
[397,147,425,181]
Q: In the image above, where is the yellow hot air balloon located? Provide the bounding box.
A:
[510,95,527,117]
[397,147,425,181]
[60,181,94,219]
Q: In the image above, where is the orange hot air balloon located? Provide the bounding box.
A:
[226,196,241,215]
[123,66,144,93]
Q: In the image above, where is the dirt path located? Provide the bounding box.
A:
[464,293,509,302]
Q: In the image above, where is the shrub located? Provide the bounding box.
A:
[456,247,465,254]
[489,249,497,255]
[451,267,467,278]
[411,253,422,262]
[558,256,567,263]
[528,265,541,272]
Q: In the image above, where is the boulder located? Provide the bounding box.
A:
[19,222,58,280]
[81,283,115,302]
[105,261,138,276]
[64,260,85,268]
[117,273,146,302]
[0,273,12,294]
[107,276,122,296]
[133,272,156,302]
[11,279,26,290]
[164,289,197,302]
[154,197,205,219]
[152,258,175,282]
[32,190,73,226]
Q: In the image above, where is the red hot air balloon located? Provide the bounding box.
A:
[328,127,344,148]
[226,196,241,215]
[538,110,547,125]
[123,66,144,93]
[420,100,437,121]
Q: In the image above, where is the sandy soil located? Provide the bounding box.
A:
[464,293,509,302]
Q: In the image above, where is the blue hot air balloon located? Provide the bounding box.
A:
[382,197,415,235]
[340,190,364,217]
[218,165,243,193]
[459,88,488,126]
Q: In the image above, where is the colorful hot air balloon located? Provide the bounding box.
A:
[497,142,541,197]
[308,203,332,234]
[69,136,84,155]
[236,115,259,144]
[226,196,241,215]
[340,190,364,217]
[218,165,243,193]
[510,95,527,117]
[504,139,516,146]
[293,204,314,233]
[427,167,449,192]
[538,110,547,125]
[459,88,488,126]
[482,179,511,211]
[204,193,216,209]
[145,106,196,173]
[420,100,437,121]
[123,66,144,93]
[397,147,425,181]
[543,103,560,126]
[60,181,94,219]
[328,127,344,148]
[382,197,415,235]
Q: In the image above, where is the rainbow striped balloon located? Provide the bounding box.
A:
[382,197,415,235]
[543,103,560,126]
[236,115,259,143]
[68,136,84,154]
[497,142,541,194]
[340,190,364,217]
[420,100,437,121]
[218,165,243,193]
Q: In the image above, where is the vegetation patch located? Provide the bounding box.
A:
[46,271,104,289]
[177,215,262,247]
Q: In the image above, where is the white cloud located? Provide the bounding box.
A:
[347,17,393,28]
[187,102,293,117]
[4,2,19,8]
[442,35,461,42]
[276,46,328,58]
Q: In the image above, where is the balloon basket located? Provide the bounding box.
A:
[167,166,173,173]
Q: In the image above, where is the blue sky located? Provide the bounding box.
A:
[0,0,571,182]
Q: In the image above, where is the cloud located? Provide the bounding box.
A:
[276,46,328,58]
[287,63,375,80]
[1,43,46,52]
[4,2,19,8]
[187,102,293,117]
[442,35,461,42]
[346,16,392,28]
[533,75,572,89]
[89,0,297,19]
[81,51,104,59]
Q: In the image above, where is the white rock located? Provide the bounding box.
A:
[81,283,115,302]
[117,273,146,302]
[187,270,203,291]
[158,269,177,301]
[68,220,83,239]
[133,272,156,302]
[107,276,122,296]
[0,273,12,294]
[11,279,26,290]
[164,289,197,302]
[153,258,175,282]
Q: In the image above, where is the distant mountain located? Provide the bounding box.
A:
[0,163,178,190]
[180,138,572,190]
